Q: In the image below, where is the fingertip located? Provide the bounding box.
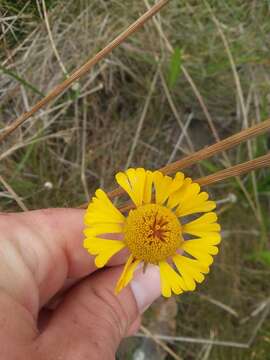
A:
[130,265,161,314]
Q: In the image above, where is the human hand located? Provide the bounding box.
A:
[0,209,160,359]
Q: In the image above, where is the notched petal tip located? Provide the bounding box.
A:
[95,256,106,268]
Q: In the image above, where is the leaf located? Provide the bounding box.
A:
[255,134,268,157]
[248,251,270,267]
[168,47,182,89]
[0,65,44,97]
[258,176,270,193]
[200,159,221,173]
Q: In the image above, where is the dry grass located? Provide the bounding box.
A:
[1,1,270,359]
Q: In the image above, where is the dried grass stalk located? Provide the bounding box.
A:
[3,0,269,213]
[106,119,270,201]
[118,154,270,212]
[79,152,270,211]
[0,0,169,143]
[140,325,183,360]
[196,153,270,186]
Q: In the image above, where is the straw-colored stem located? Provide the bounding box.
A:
[104,118,270,201]
[115,153,270,213]
[41,0,69,77]
[196,153,270,186]
[143,0,258,220]
[0,175,28,211]
[159,119,270,175]
[140,325,183,360]
[0,0,170,143]
[78,120,270,210]
[77,152,270,211]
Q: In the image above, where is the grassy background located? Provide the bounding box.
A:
[1,0,270,359]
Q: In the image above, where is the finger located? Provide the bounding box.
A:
[36,265,161,359]
[0,209,127,318]
[126,316,141,337]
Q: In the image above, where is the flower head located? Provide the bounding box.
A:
[84,168,221,297]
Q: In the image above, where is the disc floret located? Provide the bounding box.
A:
[124,204,182,263]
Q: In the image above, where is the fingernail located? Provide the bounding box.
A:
[130,265,161,313]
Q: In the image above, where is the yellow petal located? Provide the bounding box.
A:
[180,183,201,204]
[195,192,209,202]
[115,256,141,294]
[173,255,196,290]
[174,172,185,184]
[195,233,221,245]
[115,172,133,199]
[153,171,171,204]
[143,170,154,204]
[128,168,146,206]
[84,237,123,251]
[167,177,192,209]
[95,249,122,268]
[175,255,209,274]
[116,168,146,206]
[84,223,123,237]
[153,171,183,205]
[184,239,219,255]
[160,264,172,297]
[178,201,216,217]
[159,261,186,297]
[173,254,209,291]
[182,241,214,266]
[189,212,218,224]
[183,212,220,237]
[171,172,185,193]
[176,189,216,217]
[85,212,123,225]
[175,183,200,214]
[84,237,126,268]
[183,227,220,238]
[84,189,125,225]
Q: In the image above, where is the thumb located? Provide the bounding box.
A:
[36,265,160,360]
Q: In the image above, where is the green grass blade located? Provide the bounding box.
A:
[248,251,270,267]
[0,65,44,97]
[168,47,182,89]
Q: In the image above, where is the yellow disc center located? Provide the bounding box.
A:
[124,204,182,263]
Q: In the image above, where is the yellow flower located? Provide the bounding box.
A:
[84,168,221,297]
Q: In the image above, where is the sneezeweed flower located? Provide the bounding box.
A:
[83,168,221,297]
